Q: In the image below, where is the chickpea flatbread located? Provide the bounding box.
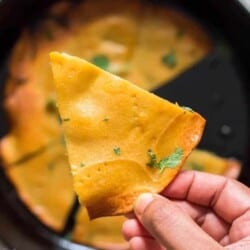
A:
[50,52,205,219]
[4,143,75,231]
[184,149,241,178]
[0,83,61,165]
[72,207,128,250]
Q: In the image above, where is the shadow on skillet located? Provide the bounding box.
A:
[0,0,249,250]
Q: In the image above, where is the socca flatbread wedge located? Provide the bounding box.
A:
[184,149,241,179]
[5,142,75,231]
[0,83,61,165]
[72,207,128,250]
[50,52,205,219]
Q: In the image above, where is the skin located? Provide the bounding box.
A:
[122,170,250,250]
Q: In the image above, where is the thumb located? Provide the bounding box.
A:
[134,193,222,250]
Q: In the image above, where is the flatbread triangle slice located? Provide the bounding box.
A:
[50,52,205,219]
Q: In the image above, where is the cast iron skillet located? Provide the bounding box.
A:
[0,0,249,249]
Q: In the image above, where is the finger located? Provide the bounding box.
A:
[124,201,230,243]
[172,200,230,242]
[122,219,151,241]
[134,193,222,250]
[229,208,250,243]
[223,159,241,179]
[220,235,230,246]
[163,171,250,223]
[129,236,165,250]
[225,236,250,249]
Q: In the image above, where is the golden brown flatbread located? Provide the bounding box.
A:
[0,83,61,165]
[4,142,75,231]
[50,52,205,219]
[184,149,241,178]
[72,207,128,250]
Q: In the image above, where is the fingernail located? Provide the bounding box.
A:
[134,193,154,216]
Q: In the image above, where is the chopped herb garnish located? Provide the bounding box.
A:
[158,148,183,170]
[147,148,183,172]
[162,51,177,68]
[113,147,121,156]
[80,162,85,167]
[147,149,158,167]
[191,162,204,171]
[182,106,194,112]
[102,118,109,122]
[91,55,110,70]
[62,118,70,122]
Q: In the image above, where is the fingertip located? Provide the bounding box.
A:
[122,219,134,240]
[224,159,241,179]
[122,218,150,241]
[129,236,164,250]
[134,193,154,217]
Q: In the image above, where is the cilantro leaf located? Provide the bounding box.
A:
[91,55,110,70]
[147,149,158,167]
[62,118,70,122]
[113,147,121,156]
[146,148,183,171]
[80,162,85,167]
[158,148,183,170]
[162,51,177,68]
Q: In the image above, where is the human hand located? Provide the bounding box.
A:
[122,171,250,250]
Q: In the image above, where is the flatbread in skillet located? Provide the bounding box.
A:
[184,149,241,178]
[4,143,75,231]
[0,83,61,166]
[50,52,205,219]
[72,207,128,250]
